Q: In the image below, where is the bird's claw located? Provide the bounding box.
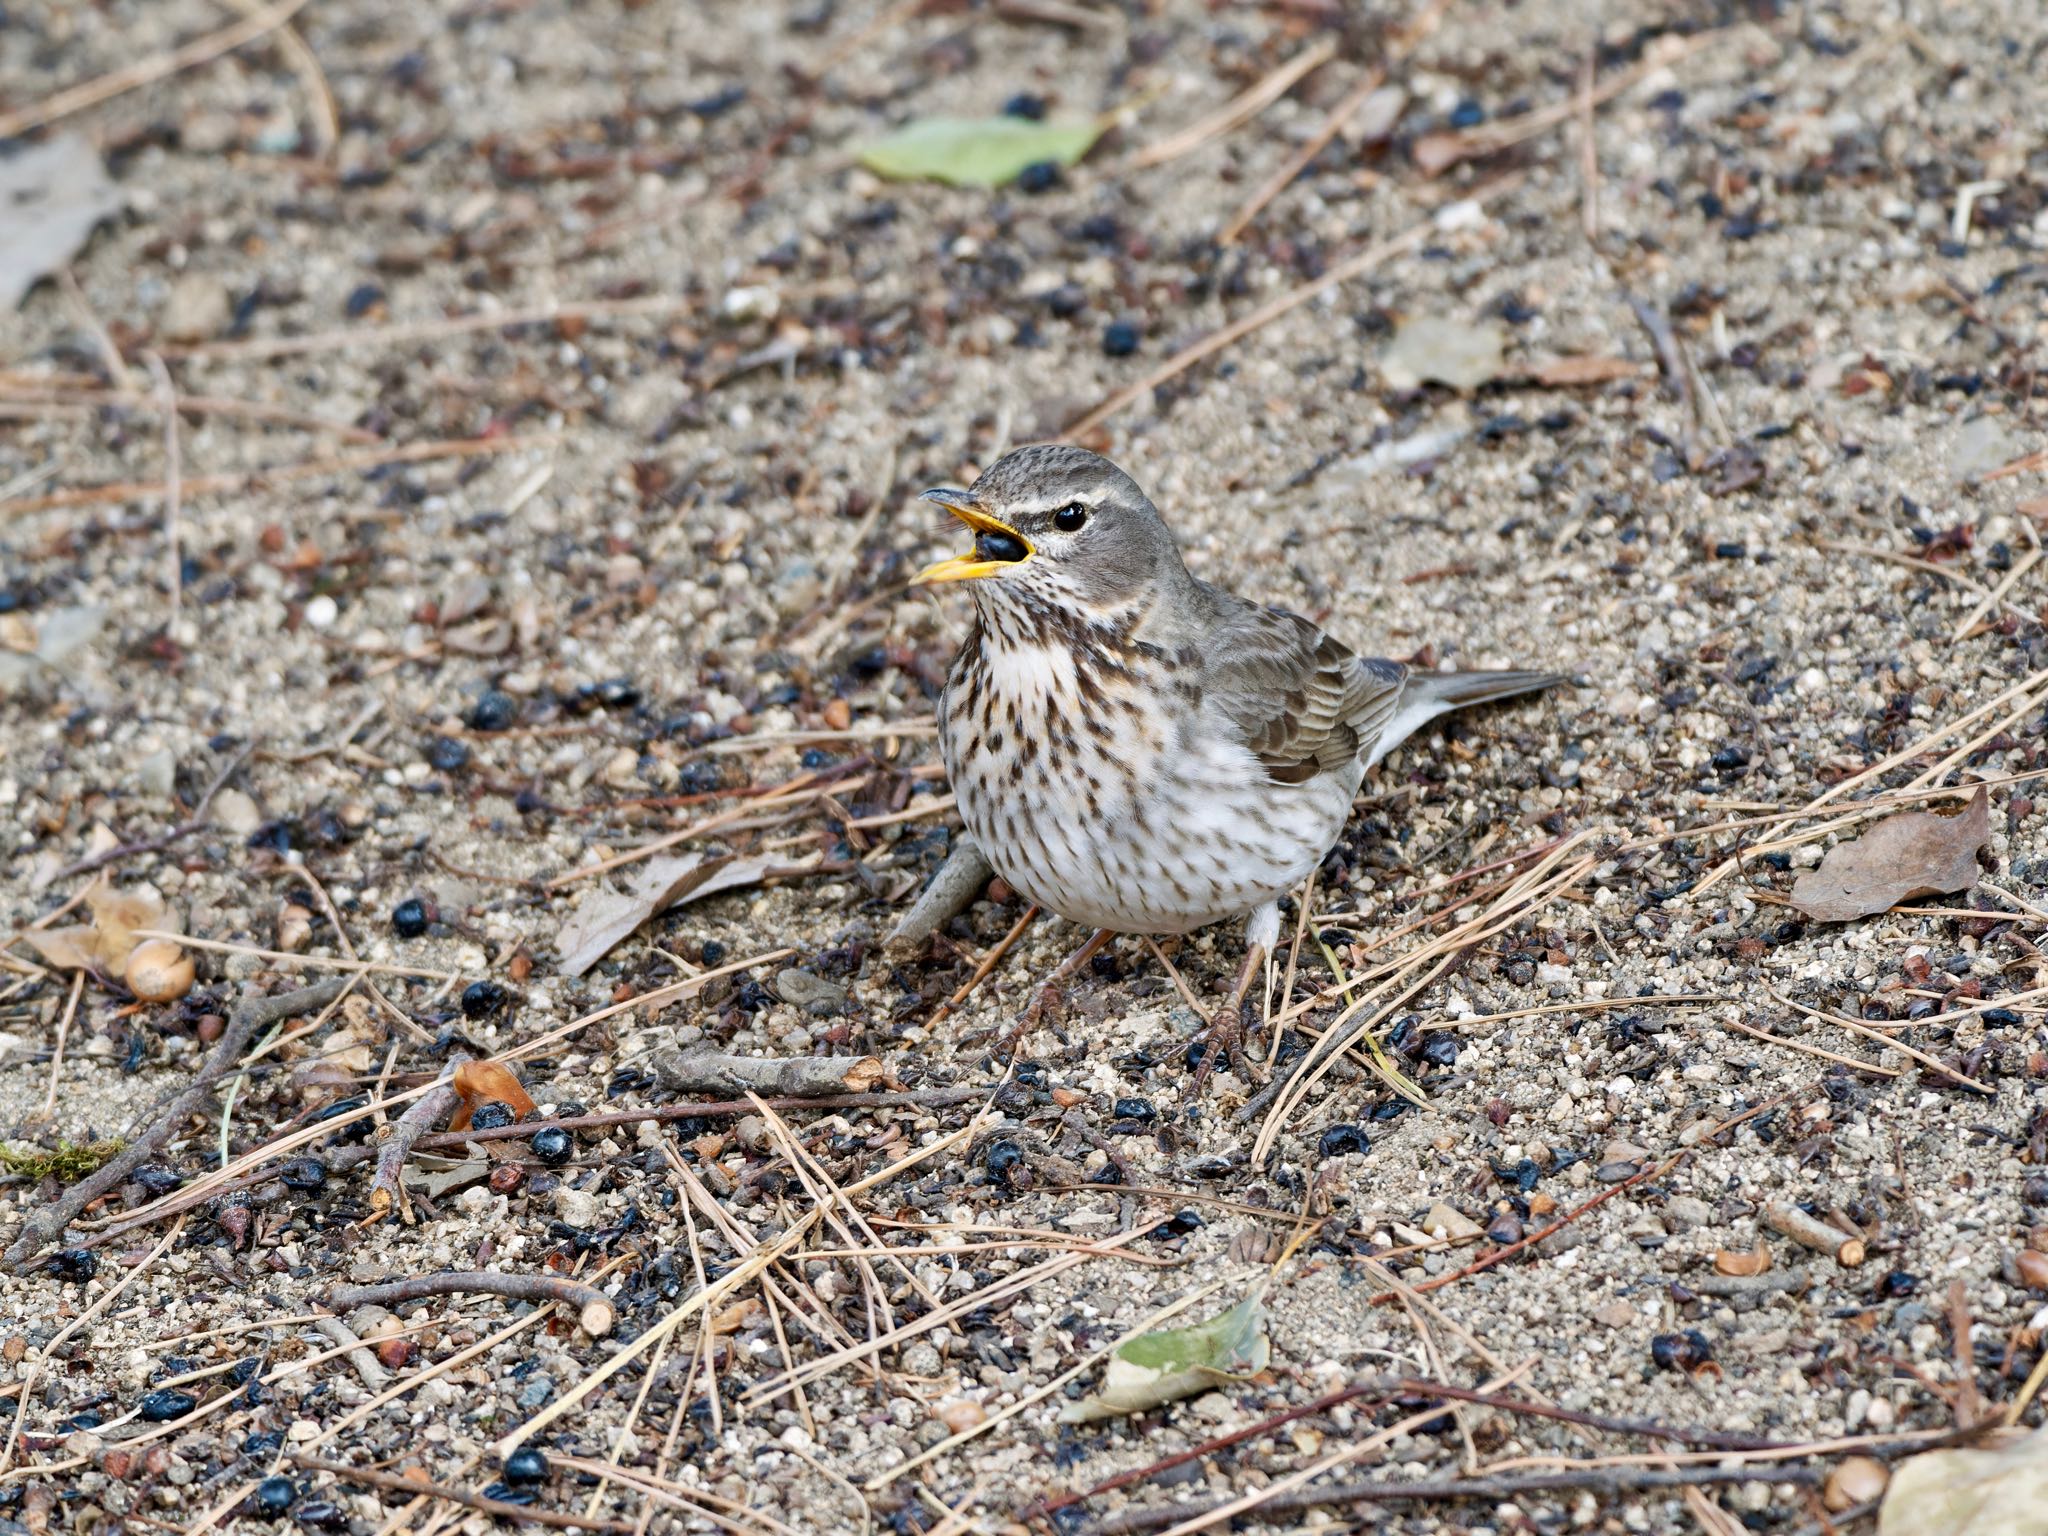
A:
[1187,995,1261,1093]
[988,978,1067,1066]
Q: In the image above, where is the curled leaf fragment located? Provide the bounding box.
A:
[449,1059,537,1132]
[1791,787,1990,923]
[856,115,1105,188]
[1060,1291,1269,1424]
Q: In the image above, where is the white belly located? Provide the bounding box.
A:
[942,640,1358,934]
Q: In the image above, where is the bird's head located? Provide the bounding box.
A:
[913,445,1187,619]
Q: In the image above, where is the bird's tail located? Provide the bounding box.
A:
[1368,668,1570,768]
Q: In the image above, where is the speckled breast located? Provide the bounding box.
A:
[939,626,1359,935]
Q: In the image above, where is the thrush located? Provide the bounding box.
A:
[915,444,1567,1083]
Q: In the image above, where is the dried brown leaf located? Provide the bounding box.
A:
[1713,1244,1772,1277]
[21,926,98,972]
[1791,788,1990,923]
[22,879,177,973]
[555,852,801,976]
[448,1059,538,1131]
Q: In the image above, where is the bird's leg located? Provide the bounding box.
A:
[1189,903,1280,1091]
[992,927,1116,1062]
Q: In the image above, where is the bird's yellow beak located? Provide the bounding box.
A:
[913,487,1033,584]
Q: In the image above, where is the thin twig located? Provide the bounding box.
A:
[0,0,313,140]
[1771,989,1994,1095]
[219,0,337,158]
[363,1055,469,1225]
[0,1218,186,1473]
[58,270,134,391]
[500,1120,986,1455]
[1217,66,1385,245]
[143,353,182,632]
[163,296,699,364]
[1626,292,1702,466]
[1952,544,2043,640]
[1129,37,1337,170]
[327,1272,616,1338]
[1092,1466,1823,1535]
[39,972,84,1120]
[287,1455,633,1533]
[1372,1155,1679,1303]
[1410,28,1727,177]
[0,381,381,442]
[1577,44,1599,242]
[2,435,552,517]
[3,979,348,1270]
[310,1315,390,1392]
[1981,445,2048,483]
[929,904,1038,1025]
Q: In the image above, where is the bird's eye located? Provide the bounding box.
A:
[1053,503,1088,532]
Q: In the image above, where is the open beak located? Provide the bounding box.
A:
[913,487,1033,585]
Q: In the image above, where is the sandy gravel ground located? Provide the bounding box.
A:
[2,1,2046,1533]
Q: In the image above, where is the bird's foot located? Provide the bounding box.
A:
[1187,996,1259,1093]
[986,978,1068,1065]
[1186,936,1271,1094]
[980,927,1116,1068]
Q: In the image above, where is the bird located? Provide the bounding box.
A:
[914,443,1567,1084]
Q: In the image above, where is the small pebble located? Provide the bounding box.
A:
[1650,1330,1712,1372]
[983,1139,1025,1185]
[134,1165,183,1198]
[252,1476,297,1516]
[1015,160,1061,194]
[466,690,518,731]
[1316,1124,1370,1159]
[501,1447,550,1485]
[48,1249,98,1282]
[461,979,508,1017]
[137,1389,198,1423]
[1045,283,1086,317]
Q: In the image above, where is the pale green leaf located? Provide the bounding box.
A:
[856,116,1103,188]
[1059,1292,1269,1423]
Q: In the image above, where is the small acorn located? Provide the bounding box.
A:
[276,903,313,953]
[125,940,194,1002]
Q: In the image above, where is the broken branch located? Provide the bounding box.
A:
[4,977,349,1270]
[650,1045,886,1098]
[327,1271,616,1339]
